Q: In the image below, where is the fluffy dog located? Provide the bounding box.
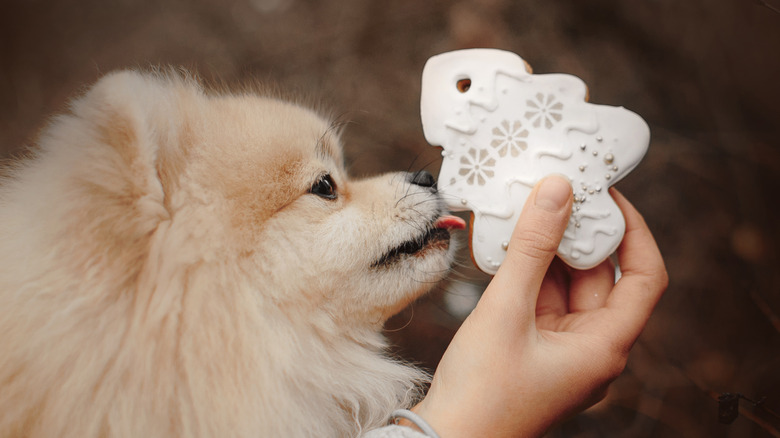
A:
[0,71,464,437]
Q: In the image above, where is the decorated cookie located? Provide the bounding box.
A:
[420,49,650,274]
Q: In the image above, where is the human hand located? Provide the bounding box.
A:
[413,175,668,437]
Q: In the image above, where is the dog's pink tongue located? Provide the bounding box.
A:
[435,215,466,230]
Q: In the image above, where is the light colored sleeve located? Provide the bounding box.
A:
[363,425,430,438]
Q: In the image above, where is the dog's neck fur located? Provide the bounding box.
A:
[0,220,426,437]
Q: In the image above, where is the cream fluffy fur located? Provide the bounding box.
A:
[0,71,458,437]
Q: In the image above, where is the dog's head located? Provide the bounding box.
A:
[144,72,461,322]
[48,71,464,325]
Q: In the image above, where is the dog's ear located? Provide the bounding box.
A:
[72,70,172,207]
[72,70,177,178]
[70,69,204,208]
[76,70,201,208]
[48,71,183,256]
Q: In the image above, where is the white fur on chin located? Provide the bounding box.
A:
[0,71,456,437]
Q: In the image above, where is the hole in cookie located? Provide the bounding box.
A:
[456,78,471,93]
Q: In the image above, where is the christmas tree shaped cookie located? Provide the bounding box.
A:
[421,49,650,274]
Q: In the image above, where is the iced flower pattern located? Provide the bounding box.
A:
[524,93,563,129]
[490,120,528,157]
[459,147,495,186]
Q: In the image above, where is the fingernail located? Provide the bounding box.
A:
[534,176,571,212]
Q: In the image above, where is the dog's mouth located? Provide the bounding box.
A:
[371,215,466,268]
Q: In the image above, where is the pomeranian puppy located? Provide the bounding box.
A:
[0,71,465,437]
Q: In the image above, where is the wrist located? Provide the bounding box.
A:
[411,396,554,438]
[409,399,471,438]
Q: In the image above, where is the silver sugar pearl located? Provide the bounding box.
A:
[596,136,603,142]
[460,198,468,205]
[501,241,509,250]
[580,143,587,150]
[604,153,614,164]
[579,165,586,172]
[612,165,618,171]
[605,174,612,180]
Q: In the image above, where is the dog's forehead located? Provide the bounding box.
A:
[204,95,342,163]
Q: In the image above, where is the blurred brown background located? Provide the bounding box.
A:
[2,0,779,436]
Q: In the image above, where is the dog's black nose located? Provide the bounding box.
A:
[408,170,437,189]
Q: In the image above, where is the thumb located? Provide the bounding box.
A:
[485,175,573,316]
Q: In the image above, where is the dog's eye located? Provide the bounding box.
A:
[310,174,337,200]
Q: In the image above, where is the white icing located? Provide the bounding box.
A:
[420,49,650,274]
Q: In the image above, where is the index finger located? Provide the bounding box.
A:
[603,189,669,348]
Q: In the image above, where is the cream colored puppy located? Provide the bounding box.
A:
[0,71,464,437]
